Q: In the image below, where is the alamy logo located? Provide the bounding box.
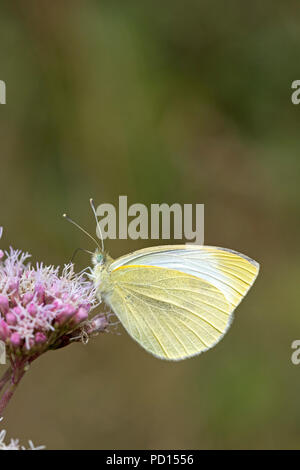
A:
[95,196,204,244]
[0,340,6,365]
[291,80,300,105]
[0,80,6,104]
[291,340,300,365]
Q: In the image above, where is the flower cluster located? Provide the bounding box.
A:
[0,228,107,362]
[0,418,45,450]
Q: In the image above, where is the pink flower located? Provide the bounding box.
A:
[0,227,107,359]
[0,226,108,416]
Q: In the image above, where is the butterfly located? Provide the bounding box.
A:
[64,200,260,361]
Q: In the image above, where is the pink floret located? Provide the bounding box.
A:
[0,244,98,355]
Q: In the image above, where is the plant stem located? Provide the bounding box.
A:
[0,366,26,415]
[0,367,12,393]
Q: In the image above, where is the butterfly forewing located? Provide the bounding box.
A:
[109,245,259,309]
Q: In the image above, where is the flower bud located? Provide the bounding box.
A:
[35,284,45,303]
[10,333,21,347]
[13,306,22,315]
[0,295,9,314]
[22,292,34,306]
[73,307,89,325]
[8,279,19,293]
[50,299,63,311]
[56,304,77,325]
[35,332,47,344]
[27,303,38,316]
[0,320,10,341]
[6,313,17,326]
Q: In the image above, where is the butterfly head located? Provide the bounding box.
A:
[92,250,105,266]
[92,249,113,269]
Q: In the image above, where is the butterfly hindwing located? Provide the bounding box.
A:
[104,265,230,360]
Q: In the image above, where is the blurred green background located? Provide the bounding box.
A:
[0,0,300,450]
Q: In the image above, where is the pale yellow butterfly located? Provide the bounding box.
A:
[64,200,260,361]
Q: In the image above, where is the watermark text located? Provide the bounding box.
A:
[95,196,204,244]
[0,80,6,104]
[0,340,6,365]
[291,80,300,105]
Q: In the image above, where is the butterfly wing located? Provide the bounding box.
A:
[103,246,259,360]
[105,265,231,360]
[109,245,260,310]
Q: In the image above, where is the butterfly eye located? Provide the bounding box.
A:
[96,254,103,264]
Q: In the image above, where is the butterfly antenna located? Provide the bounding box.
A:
[71,247,94,263]
[90,198,104,252]
[63,213,101,250]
